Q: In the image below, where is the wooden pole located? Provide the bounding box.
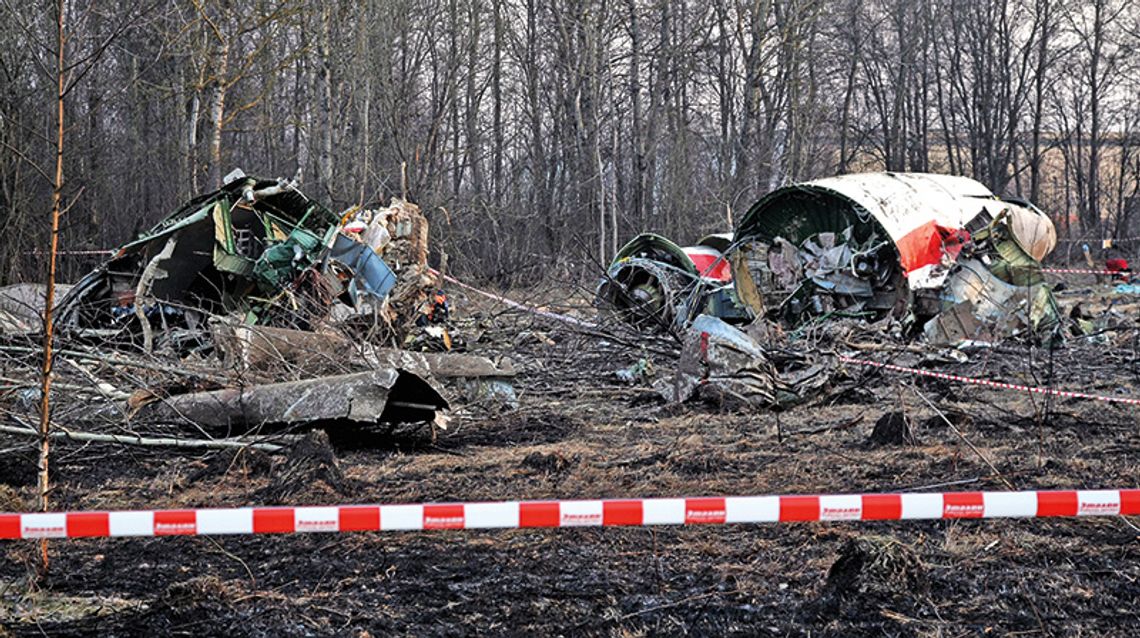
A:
[37,0,66,575]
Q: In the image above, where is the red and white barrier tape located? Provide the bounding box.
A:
[26,249,116,256]
[1042,267,1129,276]
[840,356,1140,406]
[429,269,599,329]
[2,489,1136,539]
[1059,236,1140,243]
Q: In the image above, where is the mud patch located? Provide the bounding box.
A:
[449,410,581,447]
[869,412,917,445]
[187,447,275,484]
[256,431,353,504]
[519,451,575,474]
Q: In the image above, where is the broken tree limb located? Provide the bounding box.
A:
[134,237,177,354]
[60,358,131,401]
[0,345,232,384]
[430,269,598,330]
[843,341,929,354]
[0,424,289,452]
[0,377,131,400]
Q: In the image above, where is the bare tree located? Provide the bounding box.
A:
[0,0,1139,291]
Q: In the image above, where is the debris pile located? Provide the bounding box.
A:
[0,171,516,452]
[599,173,1062,344]
[596,172,1124,410]
[0,168,1133,453]
[55,170,442,351]
[658,315,833,409]
[596,233,746,330]
[730,173,1061,345]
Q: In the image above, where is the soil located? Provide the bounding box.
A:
[1,285,1138,636]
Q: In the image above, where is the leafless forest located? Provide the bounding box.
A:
[2,0,1139,285]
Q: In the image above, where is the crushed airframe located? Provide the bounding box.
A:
[56,170,399,351]
[596,233,747,330]
[600,172,1065,409]
[728,172,1060,344]
[44,170,514,433]
[601,172,1061,347]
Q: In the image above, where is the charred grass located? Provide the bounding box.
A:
[1,294,1138,636]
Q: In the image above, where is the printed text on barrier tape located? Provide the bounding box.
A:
[840,356,1140,406]
[1,489,1136,539]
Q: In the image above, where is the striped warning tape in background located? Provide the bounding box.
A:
[25,249,116,256]
[2,490,1136,539]
[428,268,600,329]
[1042,267,1131,276]
[1058,236,1140,243]
[839,356,1140,406]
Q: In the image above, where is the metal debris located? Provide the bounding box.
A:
[211,321,519,410]
[54,172,439,352]
[0,173,496,449]
[596,233,748,330]
[139,369,448,430]
[602,172,1064,348]
[729,172,1061,344]
[658,315,833,408]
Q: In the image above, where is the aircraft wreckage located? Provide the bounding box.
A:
[56,170,400,347]
[44,170,515,434]
[595,232,745,329]
[600,172,1059,346]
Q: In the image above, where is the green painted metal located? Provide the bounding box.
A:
[735,186,882,247]
[610,233,698,274]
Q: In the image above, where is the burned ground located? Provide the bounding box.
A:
[1,286,1139,637]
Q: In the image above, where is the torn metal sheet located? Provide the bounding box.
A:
[657,314,777,406]
[211,322,515,378]
[340,198,434,319]
[210,322,518,409]
[363,347,519,410]
[0,284,73,333]
[696,233,734,253]
[140,369,448,429]
[596,233,747,330]
[55,173,341,344]
[54,173,436,351]
[658,315,832,408]
[729,172,1060,344]
[328,234,397,303]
